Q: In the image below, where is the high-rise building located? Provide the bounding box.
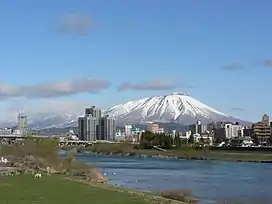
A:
[78,117,85,140]
[78,115,97,141]
[189,121,208,135]
[17,113,27,135]
[85,106,101,120]
[99,115,116,141]
[78,107,116,141]
[85,106,102,139]
[125,125,132,136]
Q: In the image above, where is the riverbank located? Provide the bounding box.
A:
[0,139,108,183]
[0,139,196,203]
[81,143,272,163]
[0,174,191,204]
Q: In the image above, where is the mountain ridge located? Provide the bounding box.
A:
[0,93,250,130]
[104,92,247,126]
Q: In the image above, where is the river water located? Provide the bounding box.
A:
[75,153,272,204]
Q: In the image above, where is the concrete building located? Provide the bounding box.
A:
[125,125,132,137]
[115,130,125,141]
[224,123,242,139]
[78,106,101,141]
[212,122,242,140]
[99,115,116,141]
[85,106,102,120]
[78,107,116,141]
[0,128,12,135]
[262,114,269,126]
[189,121,208,135]
[252,114,271,145]
[192,133,213,145]
[17,113,27,135]
[77,117,85,140]
[85,106,102,139]
[147,122,159,133]
[78,115,97,141]
[231,124,242,137]
[238,127,252,137]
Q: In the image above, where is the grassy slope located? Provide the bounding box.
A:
[0,175,151,204]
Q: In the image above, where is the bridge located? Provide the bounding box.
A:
[0,135,120,146]
[58,140,119,146]
[59,140,93,146]
[0,135,49,139]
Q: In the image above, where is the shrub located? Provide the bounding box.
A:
[159,189,198,203]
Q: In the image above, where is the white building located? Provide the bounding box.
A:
[224,123,243,139]
[125,125,132,136]
[193,133,213,145]
[0,128,12,135]
[115,130,125,141]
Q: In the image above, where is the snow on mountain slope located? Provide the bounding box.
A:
[0,113,80,130]
[104,92,243,125]
[0,93,247,130]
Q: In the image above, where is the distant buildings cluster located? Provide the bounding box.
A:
[0,113,28,136]
[1,108,271,148]
[114,122,165,142]
[185,113,272,146]
[115,113,272,147]
[78,106,116,141]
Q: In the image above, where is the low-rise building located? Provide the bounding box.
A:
[230,137,253,147]
[0,128,13,135]
[147,122,159,133]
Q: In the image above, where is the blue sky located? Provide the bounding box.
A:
[0,0,271,122]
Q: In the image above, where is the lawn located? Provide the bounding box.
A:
[0,175,151,204]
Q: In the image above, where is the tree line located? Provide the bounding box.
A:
[140,131,188,149]
[139,131,211,149]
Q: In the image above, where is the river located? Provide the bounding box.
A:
[76,153,272,204]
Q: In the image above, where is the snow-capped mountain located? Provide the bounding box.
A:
[104,92,246,125]
[0,93,248,130]
[0,113,80,130]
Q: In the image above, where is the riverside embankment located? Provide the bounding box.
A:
[0,139,192,204]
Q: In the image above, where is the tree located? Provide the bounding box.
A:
[188,135,195,144]
[199,137,205,145]
[174,133,181,147]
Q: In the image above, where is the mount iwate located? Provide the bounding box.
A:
[0,93,248,131]
[104,92,247,126]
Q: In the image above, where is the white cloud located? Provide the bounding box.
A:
[117,79,180,91]
[0,77,109,99]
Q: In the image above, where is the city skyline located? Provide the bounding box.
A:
[0,1,272,122]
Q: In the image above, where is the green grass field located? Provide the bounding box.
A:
[0,175,153,204]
